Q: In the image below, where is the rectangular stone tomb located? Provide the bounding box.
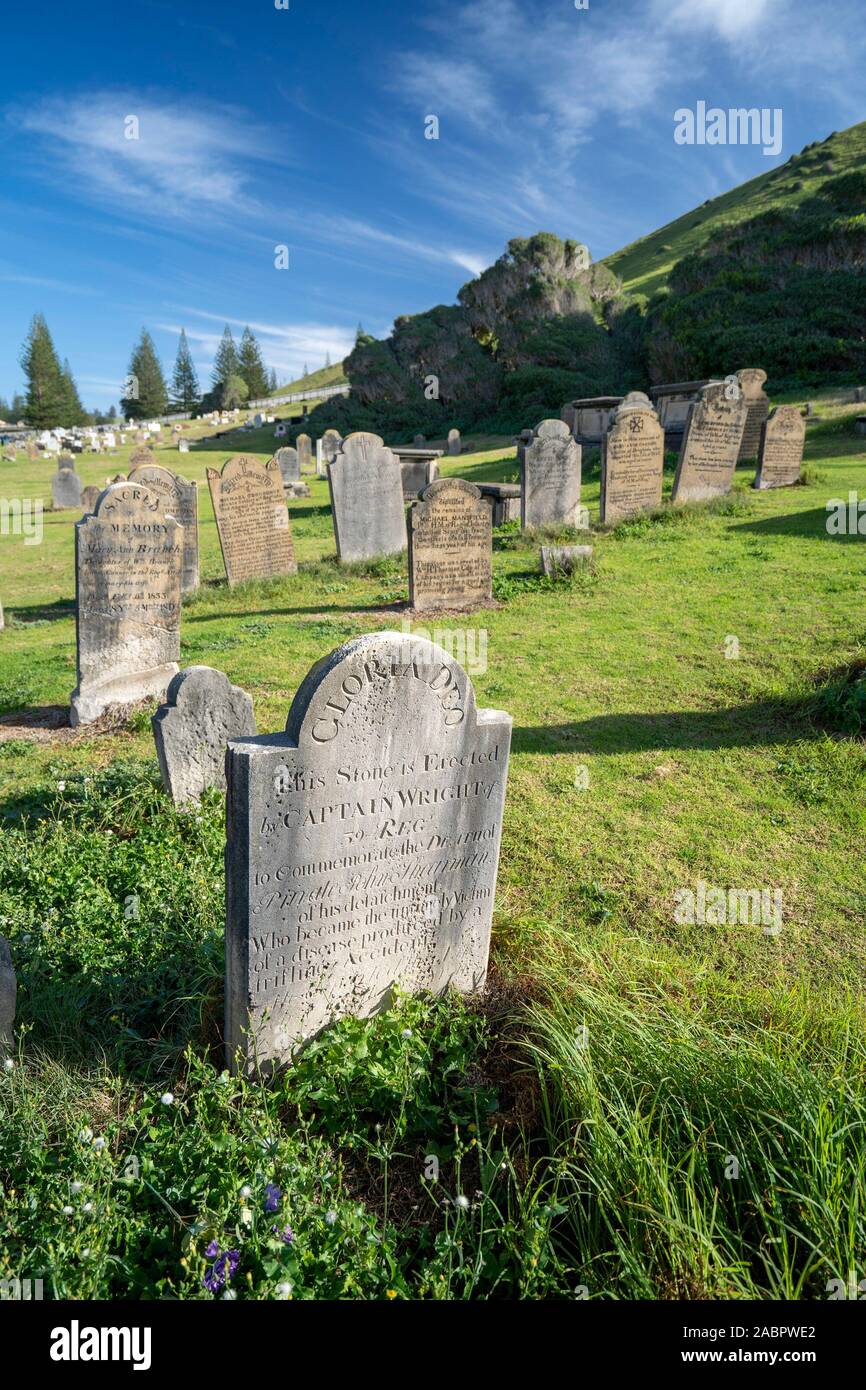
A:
[671,382,748,504]
[477,483,521,527]
[70,482,182,726]
[600,393,665,523]
[753,406,806,489]
[224,631,512,1071]
[408,478,492,612]
[327,432,407,561]
[521,419,582,528]
[207,456,297,586]
[128,462,199,594]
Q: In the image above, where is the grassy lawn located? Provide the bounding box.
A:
[0,400,865,1299]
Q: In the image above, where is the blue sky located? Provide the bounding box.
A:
[1,0,864,410]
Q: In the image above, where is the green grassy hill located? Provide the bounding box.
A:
[267,362,347,399]
[603,119,866,302]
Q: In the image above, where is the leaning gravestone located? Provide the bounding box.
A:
[327,432,406,562]
[224,630,512,1071]
[152,666,257,806]
[671,382,748,504]
[297,433,313,471]
[51,465,83,511]
[70,483,182,725]
[128,446,157,469]
[408,478,492,612]
[206,456,296,586]
[600,392,665,523]
[753,406,807,489]
[128,462,200,594]
[274,447,300,485]
[736,368,770,462]
[521,419,583,528]
[447,428,461,456]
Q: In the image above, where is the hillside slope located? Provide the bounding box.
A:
[267,362,347,398]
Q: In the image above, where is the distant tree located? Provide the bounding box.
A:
[325,351,331,368]
[10,392,26,421]
[303,362,309,378]
[221,373,249,409]
[356,322,365,343]
[123,329,168,420]
[211,325,239,395]
[268,367,278,393]
[170,329,200,412]
[60,358,86,426]
[19,314,71,427]
[238,326,269,399]
[0,396,9,419]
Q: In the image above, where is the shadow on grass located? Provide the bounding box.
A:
[729,507,863,540]
[6,599,75,624]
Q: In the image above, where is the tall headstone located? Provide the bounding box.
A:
[600,393,665,523]
[671,382,748,504]
[51,465,83,511]
[224,631,512,1071]
[736,368,770,462]
[128,462,200,594]
[206,456,296,586]
[274,447,300,485]
[408,478,492,612]
[297,433,313,471]
[322,430,342,465]
[152,666,257,806]
[447,428,461,457]
[327,432,407,562]
[70,483,182,726]
[521,419,582,528]
[753,406,807,489]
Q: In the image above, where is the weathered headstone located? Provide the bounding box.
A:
[413,433,426,447]
[540,544,593,576]
[274,447,300,485]
[128,446,157,469]
[70,483,182,726]
[671,382,748,504]
[753,406,807,489]
[81,485,101,513]
[521,419,583,528]
[736,368,770,461]
[447,428,461,456]
[408,478,492,612]
[327,432,406,562]
[600,392,665,523]
[322,430,342,464]
[51,465,83,511]
[0,936,15,1058]
[128,463,200,594]
[206,456,296,586]
[224,630,512,1071]
[297,433,313,471]
[152,666,257,806]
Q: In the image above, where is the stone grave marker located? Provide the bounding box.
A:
[51,465,83,511]
[736,368,770,461]
[206,456,296,586]
[81,485,100,512]
[413,433,426,447]
[128,462,200,594]
[540,544,593,576]
[274,446,300,485]
[297,433,313,471]
[152,665,257,806]
[447,428,461,456]
[224,629,512,1071]
[753,406,807,489]
[128,446,157,469]
[408,478,492,612]
[70,482,182,726]
[521,419,582,528]
[327,432,406,562]
[322,430,342,465]
[671,382,748,504]
[600,392,665,523]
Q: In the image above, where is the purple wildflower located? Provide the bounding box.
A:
[271,1224,294,1245]
[203,1244,240,1294]
[264,1183,282,1214]
[204,1239,220,1259]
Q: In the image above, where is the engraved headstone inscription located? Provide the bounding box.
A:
[206,456,296,586]
[408,478,492,612]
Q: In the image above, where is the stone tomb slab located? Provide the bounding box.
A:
[521,419,582,528]
[152,665,257,806]
[600,393,665,523]
[70,482,182,726]
[671,382,748,504]
[408,478,492,612]
[327,432,407,562]
[224,630,512,1070]
[207,456,296,586]
[128,462,199,594]
[753,405,806,489]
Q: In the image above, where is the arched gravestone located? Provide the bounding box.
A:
[671,381,748,504]
[128,446,157,469]
[600,393,665,523]
[736,368,770,462]
[327,432,407,562]
[51,465,83,511]
[128,462,199,594]
[521,419,582,528]
[753,406,806,489]
[408,478,492,612]
[152,665,256,806]
[296,433,313,471]
[274,447,300,485]
[206,456,296,586]
[81,485,100,513]
[224,630,512,1071]
[70,482,183,726]
[447,428,461,456]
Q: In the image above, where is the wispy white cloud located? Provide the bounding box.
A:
[156,309,355,382]
[0,271,101,296]
[318,216,489,277]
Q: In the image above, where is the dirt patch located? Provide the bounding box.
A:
[0,700,153,744]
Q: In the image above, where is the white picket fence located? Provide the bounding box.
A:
[247,383,350,409]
